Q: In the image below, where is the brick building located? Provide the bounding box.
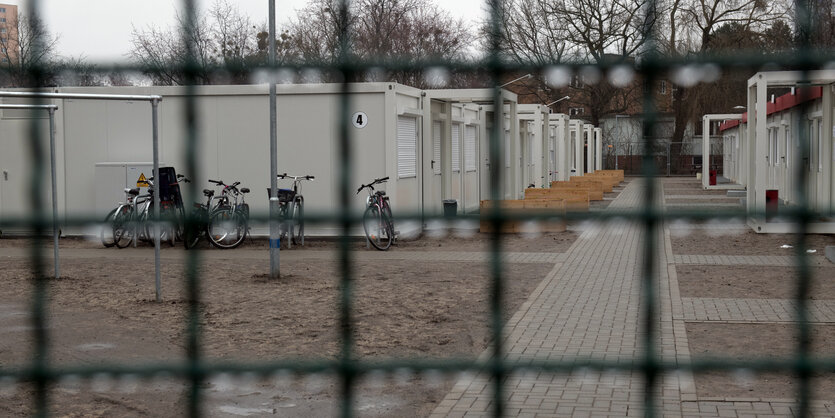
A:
[0,3,19,64]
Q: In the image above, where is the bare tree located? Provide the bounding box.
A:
[285,0,472,86]
[0,13,59,87]
[493,0,657,124]
[666,0,788,144]
[284,0,350,65]
[128,0,258,85]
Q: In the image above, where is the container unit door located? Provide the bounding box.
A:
[463,124,478,212]
[425,120,443,216]
[549,127,556,183]
[504,130,511,199]
[806,119,819,210]
[450,123,462,203]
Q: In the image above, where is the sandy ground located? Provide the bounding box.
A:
[663,177,835,403]
[0,234,559,417]
[2,176,834,415]
[687,323,835,400]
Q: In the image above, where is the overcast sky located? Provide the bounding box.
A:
[3,0,486,63]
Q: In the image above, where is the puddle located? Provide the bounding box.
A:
[217,405,276,416]
[76,343,115,351]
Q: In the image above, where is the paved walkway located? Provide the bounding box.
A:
[431,179,835,417]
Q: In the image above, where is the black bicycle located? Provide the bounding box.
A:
[183,187,220,249]
[357,176,394,250]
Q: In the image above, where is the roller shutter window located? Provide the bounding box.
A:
[504,130,511,168]
[433,121,441,175]
[784,127,790,168]
[397,116,417,178]
[465,125,477,172]
[451,123,461,172]
[774,128,780,166]
[818,119,823,172]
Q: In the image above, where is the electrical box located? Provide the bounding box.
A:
[94,162,161,218]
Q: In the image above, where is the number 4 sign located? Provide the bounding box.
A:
[351,112,368,129]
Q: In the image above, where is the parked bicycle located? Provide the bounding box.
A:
[105,172,188,248]
[357,176,394,250]
[205,179,250,249]
[276,173,314,248]
[183,186,221,249]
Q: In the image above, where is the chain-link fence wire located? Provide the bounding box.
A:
[2,0,835,417]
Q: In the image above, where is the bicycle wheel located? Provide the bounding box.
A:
[183,209,203,249]
[363,205,393,251]
[291,197,304,246]
[100,207,118,247]
[161,206,177,247]
[208,208,247,249]
[113,206,135,249]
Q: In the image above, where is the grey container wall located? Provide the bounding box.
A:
[0,103,55,234]
[0,83,425,237]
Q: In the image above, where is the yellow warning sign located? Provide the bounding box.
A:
[137,173,148,187]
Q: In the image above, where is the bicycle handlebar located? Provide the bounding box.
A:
[277,173,315,181]
[356,177,389,194]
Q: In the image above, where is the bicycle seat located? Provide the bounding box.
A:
[241,188,250,194]
[376,190,386,196]
[203,189,214,197]
[125,187,140,196]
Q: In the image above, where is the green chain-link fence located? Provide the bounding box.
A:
[2,0,835,417]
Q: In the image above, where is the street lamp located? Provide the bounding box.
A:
[545,95,570,108]
[499,73,532,88]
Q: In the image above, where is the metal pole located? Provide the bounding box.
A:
[152,99,162,302]
[48,108,59,279]
[268,0,280,279]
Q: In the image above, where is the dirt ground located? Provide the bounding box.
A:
[0,234,560,417]
[670,228,834,255]
[677,265,835,300]
[687,323,835,400]
[665,177,835,402]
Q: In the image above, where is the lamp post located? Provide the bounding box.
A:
[545,95,570,109]
[498,73,532,88]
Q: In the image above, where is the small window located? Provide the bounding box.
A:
[432,121,441,175]
[571,74,583,87]
[659,80,667,95]
[504,130,511,168]
[451,123,461,172]
[784,127,790,168]
[0,7,6,12]
[818,119,823,172]
[0,28,6,33]
[396,116,417,178]
[569,107,584,116]
[464,125,477,172]
[0,18,6,22]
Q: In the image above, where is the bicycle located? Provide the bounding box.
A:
[206,179,250,249]
[183,187,220,249]
[111,183,152,248]
[104,171,188,248]
[276,173,314,248]
[357,176,394,251]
